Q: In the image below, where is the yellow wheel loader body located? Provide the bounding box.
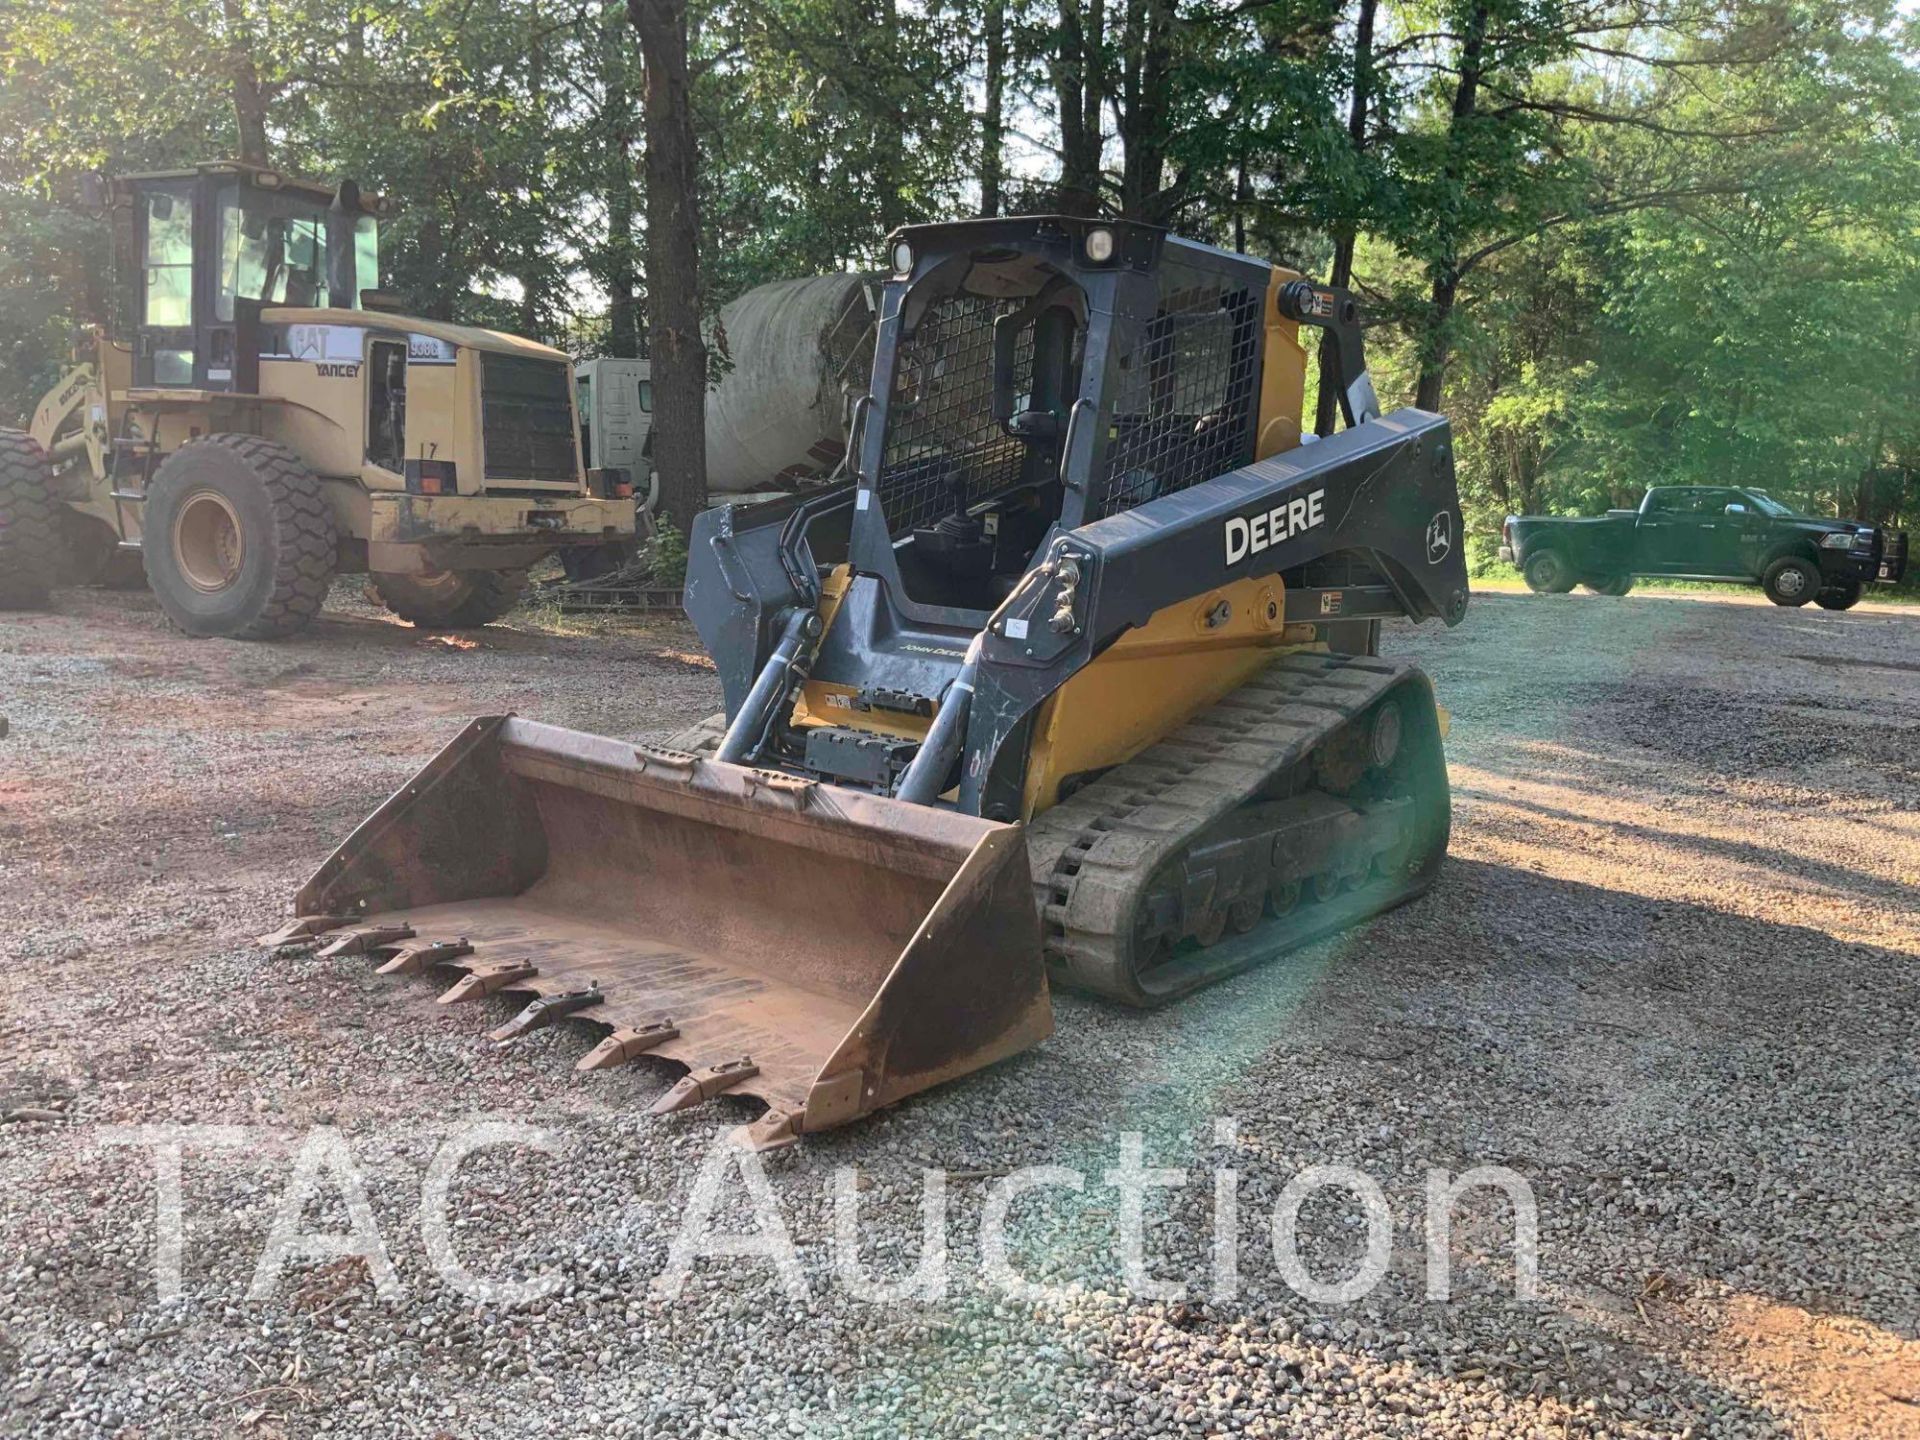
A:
[5,161,635,635]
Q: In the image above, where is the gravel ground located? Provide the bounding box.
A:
[2,579,1917,1438]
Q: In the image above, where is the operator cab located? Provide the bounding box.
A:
[852,216,1270,620]
[110,161,391,390]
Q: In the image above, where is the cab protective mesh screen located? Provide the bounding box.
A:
[1096,278,1260,519]
[876,294,1035,536]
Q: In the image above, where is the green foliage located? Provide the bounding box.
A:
[642,515,689,586]
[0,0,1914,561]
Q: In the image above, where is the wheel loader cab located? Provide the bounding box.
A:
[121,163,386,391]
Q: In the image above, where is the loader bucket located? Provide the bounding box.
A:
[280,716,1052,1147]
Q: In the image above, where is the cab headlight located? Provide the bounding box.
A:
[1084,227,1116,263]
[1820,532,1860,549]
[891,240,914,275]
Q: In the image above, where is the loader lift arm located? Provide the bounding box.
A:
[954,408,1468,817]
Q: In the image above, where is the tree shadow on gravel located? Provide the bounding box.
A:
[1094,854,1920,1432]
[1216,857,1919,1332]
[1454,780,1920,908]
[815,847,1920,1433]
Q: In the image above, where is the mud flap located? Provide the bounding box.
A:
[282,717,1052,1147]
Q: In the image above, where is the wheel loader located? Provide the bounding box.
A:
[0,160,636,637]
[265,216,1470,1147]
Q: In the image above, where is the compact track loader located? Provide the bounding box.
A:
[0,161,635,637]
[269,217,1470,1147]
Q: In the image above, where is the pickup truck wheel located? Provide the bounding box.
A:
[1814,579,1862,611]
[1523,551,1576,594]
[1761,556,1818,607]
[1582,574,1634,596]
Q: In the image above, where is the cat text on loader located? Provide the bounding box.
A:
[0,161,636,636]
[266,217,1469,1148]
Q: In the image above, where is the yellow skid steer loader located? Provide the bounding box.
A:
[268,218,1471,1147]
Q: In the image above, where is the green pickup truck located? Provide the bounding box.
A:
[1500,486,1909,609]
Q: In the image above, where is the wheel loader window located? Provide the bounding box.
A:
[142,191,193,329]
[279,217,329,308]
[217,194,332,318]
[217,203,272,322]
[367,340,407,472]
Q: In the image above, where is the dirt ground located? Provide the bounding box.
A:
[1,579,1917,1438]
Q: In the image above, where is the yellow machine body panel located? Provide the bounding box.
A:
[253,307,577,496]
[29,318,628,568]
[1019,576,1323,817]
[791,566,938,742]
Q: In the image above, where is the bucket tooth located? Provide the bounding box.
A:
[260,915,356,947]
[575,1020,680,1072]
[316,924,416,959]
[734,1109,802,1152]
[375,938,474,977]
[436,959,536,1004]
[489,985,605,1043]
[650,1057,759,1115]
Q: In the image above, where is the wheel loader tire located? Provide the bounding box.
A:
[1761,556,1818,607]
[372,568,528,628]
[143,435,337,639]
[0,430,69,609]
[1814,579,1862,611]
[1522,550,1575,593]
[62,510,148,590]
[1582,574,1633,596]
[560,542,634,583]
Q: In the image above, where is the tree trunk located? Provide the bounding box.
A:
[875,0,907,231]
[604,0,641,358]
[518,271,544,336]
[1413,0,1488,414]
[1117,0,1170,222]
[1315,0,1376,435]
[1053,0,1100,214]
[630,0,708,541]
[222,0,270,165]
[981,0,1006,217]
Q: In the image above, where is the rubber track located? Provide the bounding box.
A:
[1025,651,1420,1004]
[374,568,528,627]
[157,435,336,639]
[0,431,69,608]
